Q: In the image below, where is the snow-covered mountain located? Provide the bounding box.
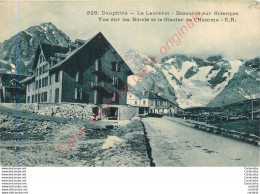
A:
[124,50,259,108]
[124,50,178,104]
[207,57,260,107]
[0,22,71,74]
[0,21,258,108]
[160,55,246,108]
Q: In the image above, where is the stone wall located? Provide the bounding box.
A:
[0,103,139,121]
[36,103,94,120]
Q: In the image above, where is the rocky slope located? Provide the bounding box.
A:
[0,106,150,166]
[124,50,259,108]
[207,57,260,107]
[0,59,15,73]
[124,50,177,104]
[0,22,71,74]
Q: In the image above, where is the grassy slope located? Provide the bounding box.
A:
[211,120,260,136]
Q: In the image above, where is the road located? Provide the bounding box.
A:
[142,117,259,166]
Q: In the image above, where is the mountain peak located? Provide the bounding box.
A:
[207,55,223,62]
[0,22,71,74]
[38,22,58,31]
[125,49,147,57]
[41,22,54,26]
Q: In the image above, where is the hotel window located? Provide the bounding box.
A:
[38,93,41,102]
[76,72,79,82]
[36,80,38,89]
[95,59,102,71]
[45,77,48,86]
[41,92,44,102]
[135,101,137,105]
[116,63,120,72]
[35,94,37,102]
[111,62,117,71]
[36,69,38,77]
[42,92,45,102]
[42,78,45,87]
[112,75,118,86]
[39,79,41,88]
[75,88,78,99]
[55,71,60,82]
[27,96,30,103]
[49,75,52,85]
[143,100,146,105]
[79,88,82,100]
[112,91,119,103]
[32,95,34,103]
[55,88,59,103]
[39,67,42,75]
[28,84,30,92]
[77,72,83,84]
[43,92,47,102]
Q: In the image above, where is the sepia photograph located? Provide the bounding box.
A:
[0,0,259,169]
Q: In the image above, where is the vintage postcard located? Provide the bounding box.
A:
[0,0,259,168]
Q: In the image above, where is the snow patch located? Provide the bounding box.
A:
[245,69,251,75]
[0,59,8,64]
[36,27,41,31]
[11,64,16,72]
[165,58,176,64]
[102,136,126,149]
[24,30,33,37]
[181,61,197,76]
[189,66,212,82]
[228,60,243,76]
[40,25,48,31]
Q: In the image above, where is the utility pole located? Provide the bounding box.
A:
[220,93,226,126]
[251,99,254,120]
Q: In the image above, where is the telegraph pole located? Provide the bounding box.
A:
[251,99,254,120]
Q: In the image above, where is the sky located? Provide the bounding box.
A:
[0,0,259,60]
